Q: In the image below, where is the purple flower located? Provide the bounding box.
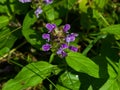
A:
[63,24,70,33]
[60,43,68,49]
[42,33,50,42]
[46,23,56,33]
[19,0,31,3]
[65,33,78,43]
[69,46,78,52]
[56,48,67,57]
[34,7,43,18]
[42,43,51,51]
[43,0,53,4]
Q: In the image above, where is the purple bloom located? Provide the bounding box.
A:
[43,0,53,4]
[65,33,78,43]
[34,7,43,18]
[71,33,78,37]
[46,23,56,33]
[56,48,67,57]
[42,33,50,42]
[63,24,70,33]
[19,0,31,3]
[60,43,68,49]
[69,46,78,52]
[42,43,51,51]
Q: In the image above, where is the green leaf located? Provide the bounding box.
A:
[58,71,81,90]
[101,24,120,35]
[64,0,77,9]
[56,84,70,90]
[79,0,88,12]
[93,0,109,9]
[65,52,99,78]
[100,78,120,90]
[3,61,53,90]
[0,16,9,29]
[22,11,44,49]
[0,27,17,50]
[0,47,9,57]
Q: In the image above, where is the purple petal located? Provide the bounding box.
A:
[69,46,78,52]
[19,0,31,3]
[63,24,70,33]
[61,51,67,57]
[56,48,63,55]
[65,33,78,43]
[71,33,79,37]
[56,48,67,57]
[65,35,75,43]
[34,7,43,18]
[46,23,56,33]
[42,43,51,51]
[43,0,53,4]
[42,33,50,42]
[60,43,68,49]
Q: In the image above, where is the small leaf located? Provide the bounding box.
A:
[66,52,99,78]
[93,0,109,9]
[58,71,81,90]
[0,16,9,29]
[3,61,53,90]
[101,24,120,35]
[0,27,18,49]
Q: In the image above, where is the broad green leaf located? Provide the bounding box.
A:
[0,16,9,29]
[3,61,53,90]
[66,52,99,78]
[22,11,44,49]
[58,71,81,90]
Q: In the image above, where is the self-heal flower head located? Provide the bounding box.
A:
[46,23,56,33]
[63,24,71,33]
[42,23,78,58]
[43,0,53,4]
[42,33,50,42]
[19,0,31,3]
[42,43,51,51]
[34,7,43,18]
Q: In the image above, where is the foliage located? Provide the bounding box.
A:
[0,0,120,90]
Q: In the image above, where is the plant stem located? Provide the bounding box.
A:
[106,57,118,74]
[82,35,103,56]
[49,53,55,63]
[0,41,27,61]
[99,12,110,26]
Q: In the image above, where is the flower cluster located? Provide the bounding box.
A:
[19,0,53,18]
[42,23,78,57]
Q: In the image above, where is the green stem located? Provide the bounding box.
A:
[82,35,103,56]
[99,12,110,26]
[0,41,27,60]
[49,53,55,63]
[106,57,118,74]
